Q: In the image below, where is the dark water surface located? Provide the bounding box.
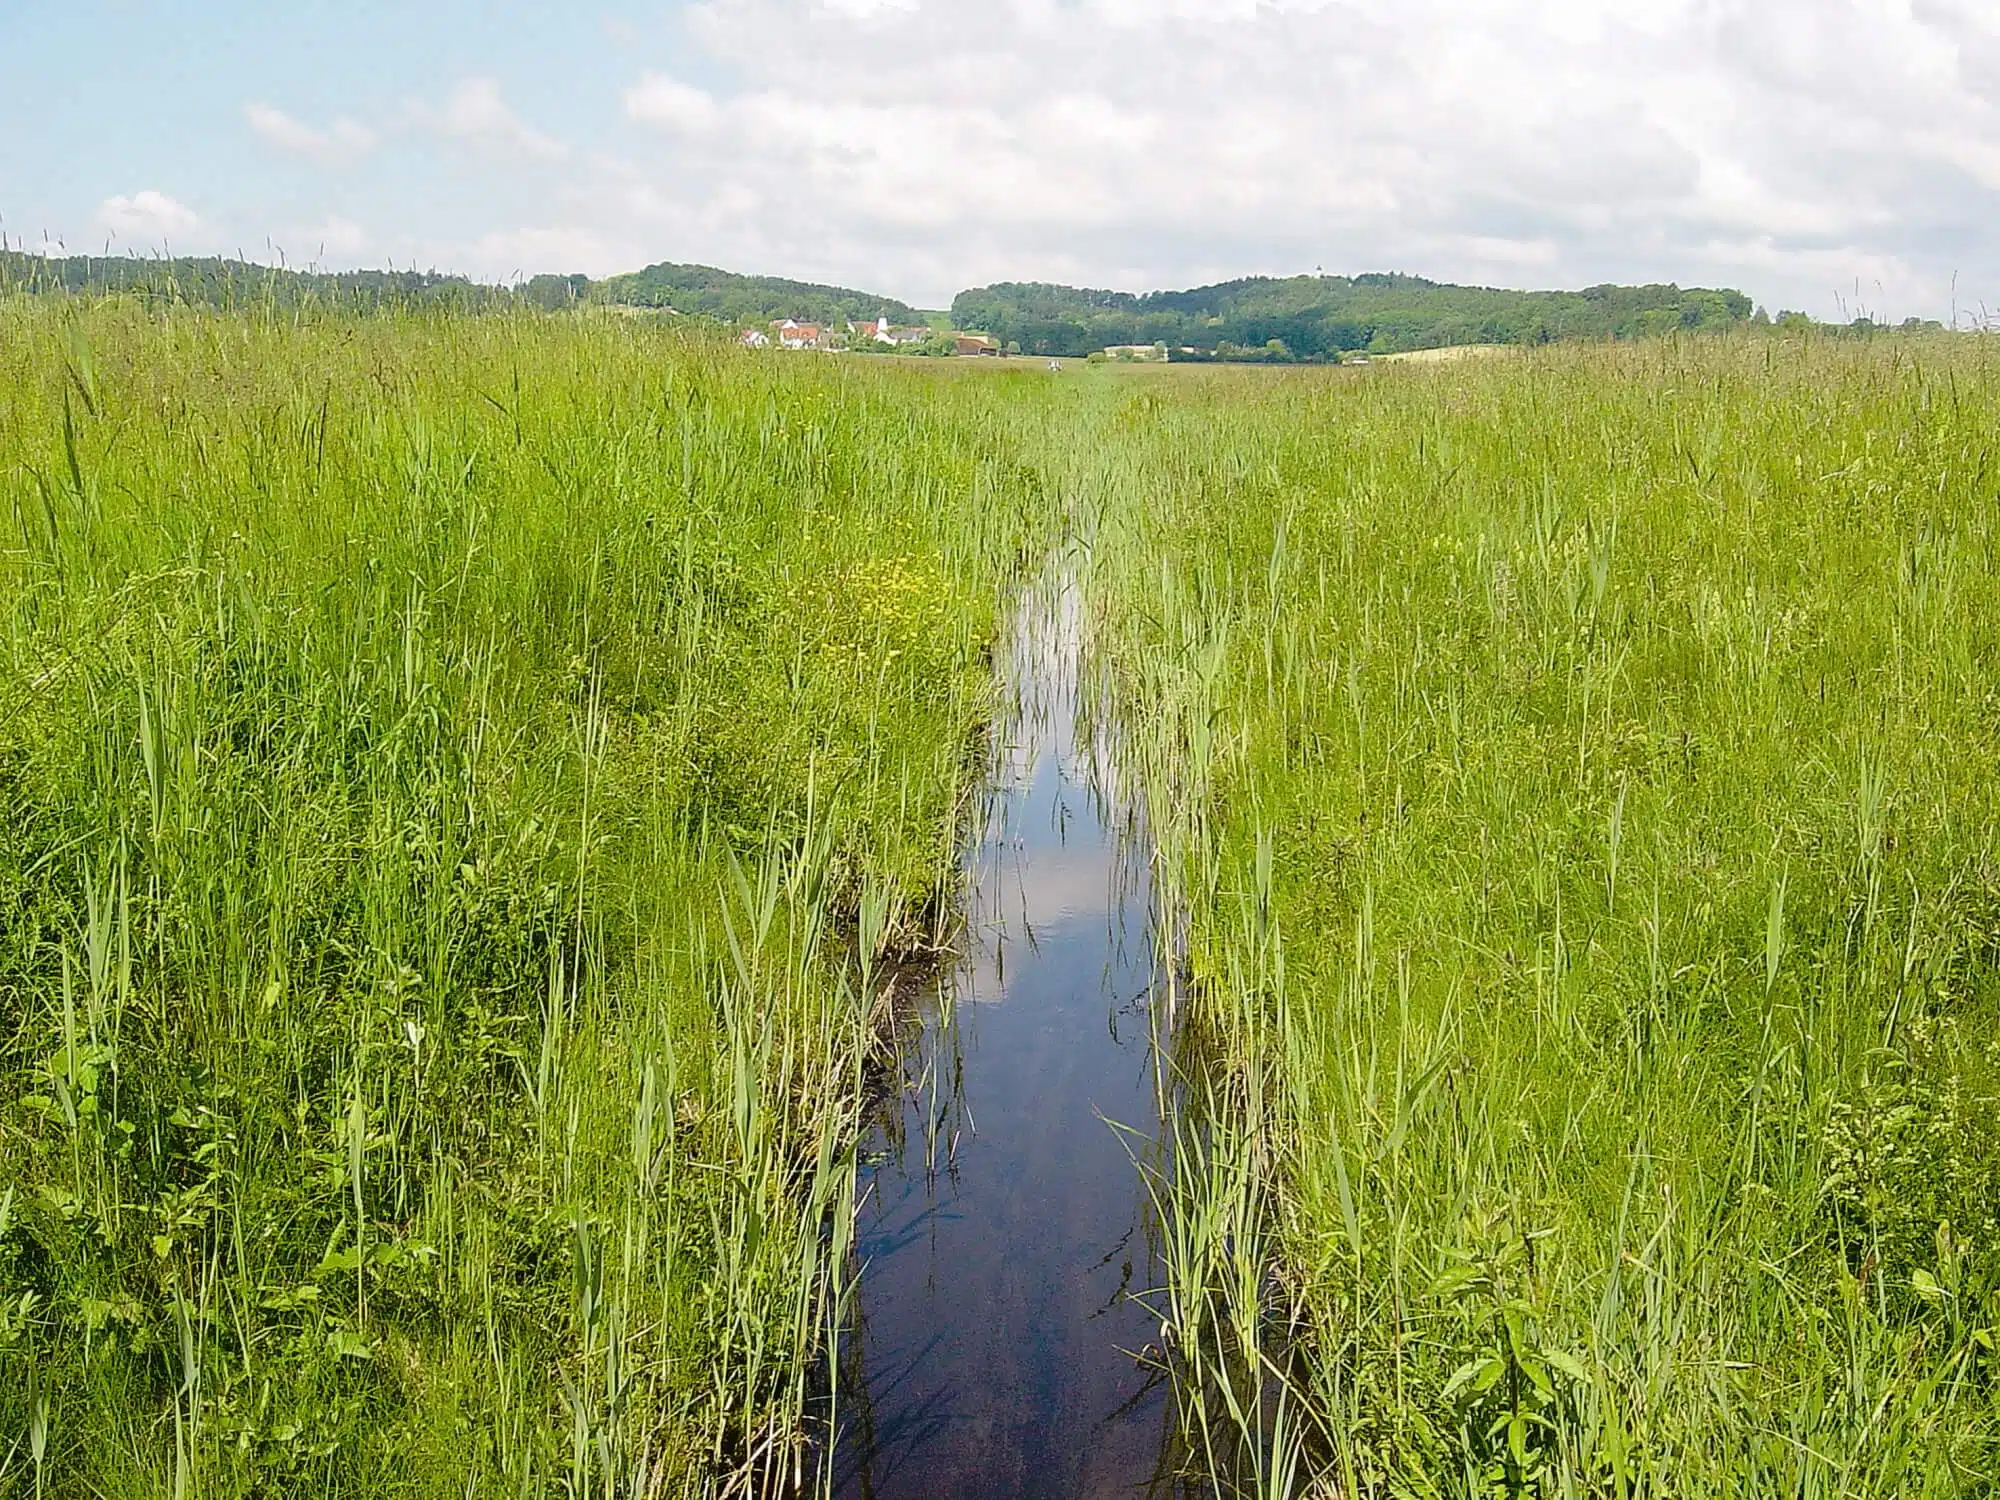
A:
[834,575,1187,1500]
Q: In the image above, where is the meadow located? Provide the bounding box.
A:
[3,302,1998,1499]
[1088,341,2000,1496]
[0,300,1050,1496]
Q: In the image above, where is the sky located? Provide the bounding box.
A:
[4,0,1999,320]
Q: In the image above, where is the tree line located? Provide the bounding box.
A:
[0,252,497,310]
[950,274,1758,360]
[585,262,920,327]
[2,254,1947,354]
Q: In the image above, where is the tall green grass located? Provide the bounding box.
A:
[1088,340,2000,1495]
[11,304,1995,1498]
[0,299,1049,1496]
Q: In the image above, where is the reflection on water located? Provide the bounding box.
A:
[833,568,1191,1500]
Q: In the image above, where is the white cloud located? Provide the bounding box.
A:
[245,103,378,166]
[431,77,566,161]
[623,74,722,134]
[815,0,918,15]
[71,0,1999,318]
[581,0,2000,318]
[95,190,203,246]
[464,226,639,279]
[295,215,371,259]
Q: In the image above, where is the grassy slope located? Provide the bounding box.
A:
[1090,341,2000,1494]
[0,302,1052,1496]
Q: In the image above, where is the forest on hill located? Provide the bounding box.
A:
[6,253,1940,359]
[950,273,1757,359]
[588,260,920,325]
[0,251,494,308]
[0,252,916,327]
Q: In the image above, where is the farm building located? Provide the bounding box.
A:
[771,320,829,350]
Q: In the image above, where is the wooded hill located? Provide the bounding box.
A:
[0,252,918,327]
[0,251,494,308]
[586,261,919,326]
[7,253,1884,359]
[950,274,1756,360]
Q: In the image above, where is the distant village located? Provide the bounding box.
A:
[736,316,1345,365]
[740,316,1008,357]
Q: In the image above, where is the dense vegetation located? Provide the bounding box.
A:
[0,300,1045,1496]
[0,251,495,309]
[954,274,1757,359]
[0,255,916,327]
[586,261,919,327]
[8,253,1776,358]
[1088,342,2000,1494]
[5,298,1996,1497]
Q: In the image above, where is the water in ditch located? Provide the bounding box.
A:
[832,567,1190,1500]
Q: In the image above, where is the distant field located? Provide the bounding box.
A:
[1378,342,1516,362]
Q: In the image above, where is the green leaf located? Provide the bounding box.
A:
[1520,1354,1554,1399]
[1432,1264,1482,1299]
[1444,1353,1504,1401]
[317,1245,365,1276]
[326,1327,374,1360]
[1543,1347,1591,1386]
